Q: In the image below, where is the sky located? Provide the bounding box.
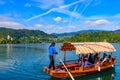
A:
[0,0,120,34]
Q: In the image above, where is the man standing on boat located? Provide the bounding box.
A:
[48,42,58,70]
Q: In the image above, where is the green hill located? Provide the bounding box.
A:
[0,27,120,43]
[0,27,56,43]
[58,31,120,43]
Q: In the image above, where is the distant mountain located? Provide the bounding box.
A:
[114,29,120,33]
[51,30,104,37]
[0,27,56,43]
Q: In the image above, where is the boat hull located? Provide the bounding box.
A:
[43,57,116,78]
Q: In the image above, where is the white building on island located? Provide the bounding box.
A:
[7,35,13,40]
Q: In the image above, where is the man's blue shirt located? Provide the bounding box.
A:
[48,45,56,56]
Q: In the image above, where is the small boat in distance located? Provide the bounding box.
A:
[43,42,116,78]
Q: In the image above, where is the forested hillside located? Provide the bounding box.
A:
[0,27,56,43]
[58,31,120,43]
[0,27,120,43]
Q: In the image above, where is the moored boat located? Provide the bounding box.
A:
[43,42,116,78]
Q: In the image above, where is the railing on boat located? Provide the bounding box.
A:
[58,56,116,71]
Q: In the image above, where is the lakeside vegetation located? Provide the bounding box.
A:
[0,27,56,44]
[58,31,120,43]
[0,27,120,43]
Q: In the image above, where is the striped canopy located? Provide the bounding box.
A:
[60,42,116,54]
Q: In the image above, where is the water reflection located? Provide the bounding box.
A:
[6,44,13,58]
[49,68,115,80]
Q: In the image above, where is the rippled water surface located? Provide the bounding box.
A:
[0,43,120,80]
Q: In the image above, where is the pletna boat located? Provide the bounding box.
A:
[43,42,116,78]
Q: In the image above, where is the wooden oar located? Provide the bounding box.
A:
[57,55,75,80]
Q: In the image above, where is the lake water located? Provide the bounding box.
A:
[0,43,120,80]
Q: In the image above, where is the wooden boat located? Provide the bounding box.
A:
[43,42,116,78]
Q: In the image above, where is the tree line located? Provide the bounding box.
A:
[0,27,56,44]
[0,27,120,43]
[58,31,120,43]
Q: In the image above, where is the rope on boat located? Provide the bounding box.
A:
[57,55,75,80]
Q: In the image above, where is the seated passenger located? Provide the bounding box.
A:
[84,55,93,67]
[78,54,84,66]
[88,53,94,64]
[84,54,88,61]
[84,60,93,67]
[101,55,108,65]
[108,54,112,63]
[95,57,101,67]
[94,53,99,64]
[101,53,107,61]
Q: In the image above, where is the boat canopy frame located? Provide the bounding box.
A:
[60,42,116,54]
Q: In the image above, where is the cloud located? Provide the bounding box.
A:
[93,19,111,26]
[92,0,102,6]
[25,3,32,7]
[68,25,76,29]
[34,23,66,33]
[26,8,56,21]
[26,0,85,21]
[114,26,120,30]
[84,19,111,26]
[0,21,26,29]
[34,24,43,28]
[56,9,81,18]
[34,24,54,29]
[0,15,28,29]
[58,27,64,30]
[36,0,64,9]
[34,23,80,33]
[84,20,91,25]
[34,24,59,33]
[63,20,68,23]
[53,17,62,22]
[59,0,84,9]
[80,0,93,14]
[0,16,13,21]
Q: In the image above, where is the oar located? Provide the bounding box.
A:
[57,55,75,80]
